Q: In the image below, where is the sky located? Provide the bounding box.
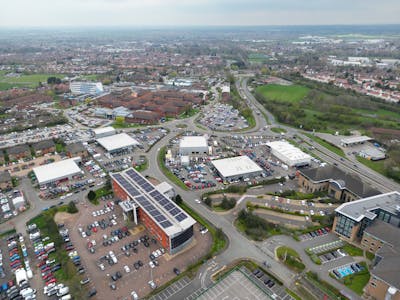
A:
[1,0,399,27]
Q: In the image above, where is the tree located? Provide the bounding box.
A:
[174,194,183,205]
[67,201,78,214]
[87,190,96,201]
[115,116,125,125]
[204,197,212,207]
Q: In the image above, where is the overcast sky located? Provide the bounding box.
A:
[1,0,399,27]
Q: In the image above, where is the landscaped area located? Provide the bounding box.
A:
[235,209,280,241]
[254,80,400,133]
[342,244,364,257]
[276,246,305,273]
[339,262,370,295]
[305,134,346,157]
[0,72,66,90]
[158,146,189,191]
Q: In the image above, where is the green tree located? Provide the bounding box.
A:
[87,190,96,201]
[67,201,78,214]
[174,194,183,205]
[204,197,212,207]
[115,116,125,125]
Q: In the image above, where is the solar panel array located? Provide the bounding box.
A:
[113,168,188,230]
[150,190,188,222]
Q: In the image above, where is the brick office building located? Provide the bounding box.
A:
[111,168,196,255]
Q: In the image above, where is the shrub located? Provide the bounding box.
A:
[67,201,78,214]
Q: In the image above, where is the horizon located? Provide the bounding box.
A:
[1,0,400,28]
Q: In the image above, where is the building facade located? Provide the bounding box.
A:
[111,168,196,255]
[31,140,55,156]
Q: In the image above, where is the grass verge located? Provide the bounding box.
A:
[158,146,189,191]
[342,244,364,257]
[306,134,346,157]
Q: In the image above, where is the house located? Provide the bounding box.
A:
[298,165,380,203]
[0,171,12,191]
[7,144,31,161]
[65,142,89,159]
[31,139,55,156]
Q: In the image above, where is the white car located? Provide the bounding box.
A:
[194,199,201,204]
[81,232,87,238]
[92,212,96,217]
[153,251,159,258]
[310,210,315,216]
[319,211,325,216]
[149,261,155,268]
[124,265,131,273]
[98,263,105,271]
[156,249,162,257]
[131,291,139,300]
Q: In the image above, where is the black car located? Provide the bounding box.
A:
[111,274,118,281]
[149,254,155,260]
[263,278,271,285]
[88,288,97,298]
[116,271,122,279]
[173,268,180,275]
[143,242,149,248]
[256,272,264,279]
[133,263,139,270]
[138,260,143,267]
[252,269,261,276]
[77,266,86,274]
[132,248,138,254]
[267,281,275,288]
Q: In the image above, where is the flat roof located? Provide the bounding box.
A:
[93,126,115,135]
[341,135,372,144]
[211,156,263,178]
[96,133,139,152]
[111,168,195,237]
[33,157,82,185]
[267,140,311,161]
[179,136,208,149]
[335,191,400,222]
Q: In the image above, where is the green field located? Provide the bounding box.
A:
[356,157,386,175]
[256,84,310,103]
[0,72,65,90]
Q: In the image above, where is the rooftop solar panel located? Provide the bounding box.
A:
[160,220,173,228]
[176,213,187,222]
[170,207,180,216]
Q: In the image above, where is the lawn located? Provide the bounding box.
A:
[0,73,66,89]
[256,84,310,103]
[270,127,287,134]
[342,244,364,257]
[306,134,346,157]
[356,156,386,175]
[276,246,305,272]
[342,262,370,295]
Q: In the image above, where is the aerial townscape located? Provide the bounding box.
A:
[0,1,399,300]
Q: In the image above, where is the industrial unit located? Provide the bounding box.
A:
[267,140,311,167]
[111,168,196,254]
[179,136,209,155]
[211,155,263,182]
[93,126,116,139]
[96,133,139,153]
[33,157,83,185]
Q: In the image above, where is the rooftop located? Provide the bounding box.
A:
[211,155,263,178]
[364,220,400,248]
[335,191,400,222]
[341,135,372,144]
[96,133,139,152]
[111,168,195,237]
[267,140,311,161]
[31,139,55,151]
[300,165,380,199]
[179,136,208,149]
[372,245,400,290]
[65,142,86,154]
[33,157,82,185]
[0,171,12,183]
[93,126,116,136]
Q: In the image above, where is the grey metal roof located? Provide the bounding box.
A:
[371,245,400,289]
[300,165,381,199]
[335,191,400,222]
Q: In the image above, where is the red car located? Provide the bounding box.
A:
[41,266,51,273]
[45,278,57,285]
[65,246,75,251]
[42,273,54,281]
[9,249,19,256]
[325,227,331,232]
[37,261,46,267]
[10,260,21,267]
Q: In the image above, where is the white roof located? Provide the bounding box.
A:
[341,135,372,144]
[96,133,139,152]
[267,140,311,161]
[211,156,263,178]
[93,126,115,135]
[33,157,82,184]
[155,182,174,195]
[179,136,208,149]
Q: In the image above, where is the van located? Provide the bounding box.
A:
[56,287,69,297]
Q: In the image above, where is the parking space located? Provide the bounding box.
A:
[307,240,345,255]
[196,269,270,300]
[63,201,212,300]
[298,227,331,242]
[150,276,191,300]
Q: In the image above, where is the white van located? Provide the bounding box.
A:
[57,287,69,297]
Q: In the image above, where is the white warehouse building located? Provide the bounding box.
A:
[267,140,311,167]
[33,157,83,186]
[70,81,104,95]
[211,155,263,181]
[179,136,209,155]
[93,126,116,139]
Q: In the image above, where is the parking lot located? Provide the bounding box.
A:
[63,200,212,300]
[198,103,249,131]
